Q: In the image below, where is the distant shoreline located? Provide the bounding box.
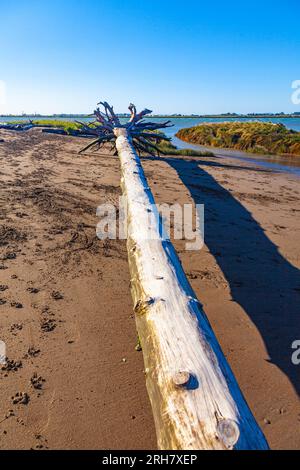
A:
[1,113,300,119]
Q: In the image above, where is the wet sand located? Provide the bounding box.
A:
[0,129,299,449]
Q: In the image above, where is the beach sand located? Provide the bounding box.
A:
[0,129,299,450]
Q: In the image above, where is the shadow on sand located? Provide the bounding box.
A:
[145,155,300,397]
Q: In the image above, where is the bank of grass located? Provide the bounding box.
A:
[176,121,300,157]
[156,139,213,157]
[33,119,82,133]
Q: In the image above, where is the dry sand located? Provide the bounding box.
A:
[0,129,299,450]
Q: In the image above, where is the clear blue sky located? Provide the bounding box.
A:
[1,0,299,115]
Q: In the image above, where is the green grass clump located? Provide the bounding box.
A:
[159,143,213,157]
[176,121,300,157]
[33,119,83,133]
[156,136,214,157]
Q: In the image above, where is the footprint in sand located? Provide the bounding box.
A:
[27,287,40,294]
[10,301,23,309]
[41,318,56,333]
[51,291,64,301]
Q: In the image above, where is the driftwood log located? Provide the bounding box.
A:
[0,104,269,449]
[81,102,269,450]
[116,131,268,450]
[0,122,34,131]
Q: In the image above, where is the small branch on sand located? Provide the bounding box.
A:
[0,122,34,132]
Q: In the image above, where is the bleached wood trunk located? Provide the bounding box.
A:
[114,127,269,450]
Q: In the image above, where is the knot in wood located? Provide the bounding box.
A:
[134,297,154,316]
[216,419,240,449]
[172,371,191,388]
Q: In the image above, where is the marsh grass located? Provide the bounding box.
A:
[34,119,82,133]
[157,139,213,156]
[176,121,300,157]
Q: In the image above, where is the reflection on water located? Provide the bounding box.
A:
[172,136,300,176]
[172,135,300,177]
[1,115,300,177]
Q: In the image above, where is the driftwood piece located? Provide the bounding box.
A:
[42,128,67,135]
[0,123,34,131]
